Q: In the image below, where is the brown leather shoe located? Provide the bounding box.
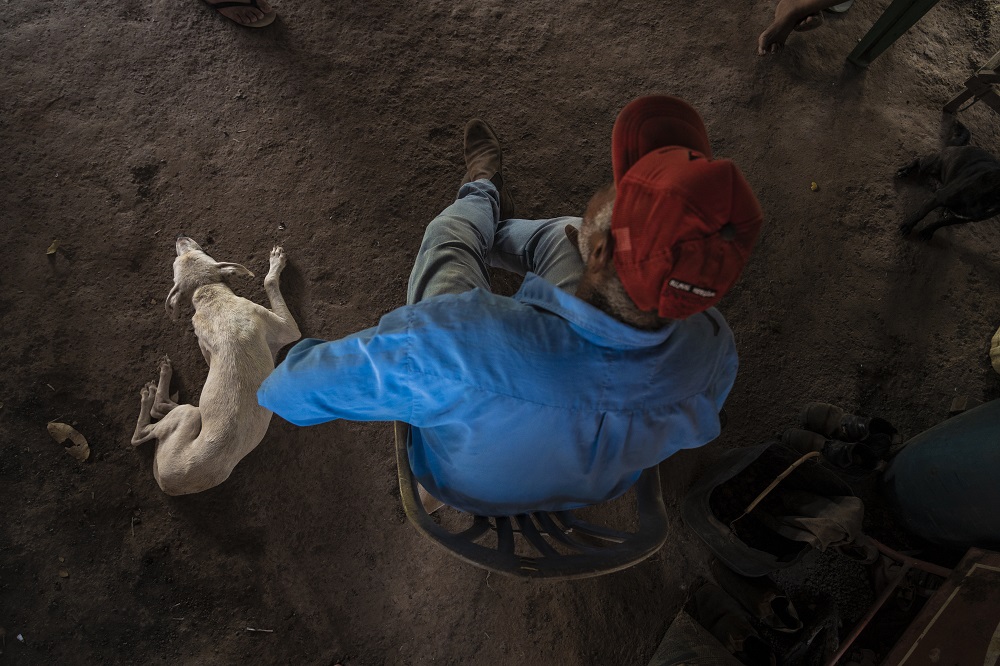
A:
[463,119,514,219]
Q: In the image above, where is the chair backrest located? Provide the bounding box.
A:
[394,422,670,580]
[944,47,1000,114]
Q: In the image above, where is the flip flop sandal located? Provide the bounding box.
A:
[203,0,276,28]
[793,12,824,32]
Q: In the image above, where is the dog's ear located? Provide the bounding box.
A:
[165,284,182,321]
[216,262,255,279]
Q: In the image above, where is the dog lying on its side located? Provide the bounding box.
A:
[896,121,1000,240]
[131,237,301,495]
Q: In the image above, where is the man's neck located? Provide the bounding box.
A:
[579,283,668,331]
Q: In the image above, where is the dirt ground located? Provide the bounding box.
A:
[3,0,1000,663]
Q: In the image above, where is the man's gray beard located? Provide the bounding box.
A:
[578,200,667,330]
[589,277,666,331]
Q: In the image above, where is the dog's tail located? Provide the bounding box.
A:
[946,119,972,147]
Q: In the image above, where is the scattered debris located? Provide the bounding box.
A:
[58,569,69,578]
[46,240,59,255]
[810,181,819,192]
[949,395,981,416]
[46,383,55,392]
[278,223,286,231]
[245,627,274,633]
[58,556,65,563]
[16,634,24,643]
[47,422,91,461]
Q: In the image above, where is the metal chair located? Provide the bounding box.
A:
[394,421,669,580]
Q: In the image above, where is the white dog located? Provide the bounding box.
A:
[131,237,301,495]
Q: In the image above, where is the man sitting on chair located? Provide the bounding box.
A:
[257,96,763,516]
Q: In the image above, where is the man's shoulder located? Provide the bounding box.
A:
[383,288,549,330]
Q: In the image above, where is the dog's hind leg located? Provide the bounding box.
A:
[918,212,992,241]
[151,355,180,419]
[131,381,159,446]
[899,198,940,236]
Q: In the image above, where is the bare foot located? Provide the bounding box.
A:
[203,0,276,28]
[758,0,843,55]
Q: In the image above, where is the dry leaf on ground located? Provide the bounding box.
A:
[47,422,90,461]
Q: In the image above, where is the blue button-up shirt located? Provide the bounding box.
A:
[258,273,738,515]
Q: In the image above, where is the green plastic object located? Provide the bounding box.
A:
[847,0,941,67]
[883,399,1000,548]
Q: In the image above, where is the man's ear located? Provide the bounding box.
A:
[217,262,255,279]
[590,230,615,270]
[565,224,580,250]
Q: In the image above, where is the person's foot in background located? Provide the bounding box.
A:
[758,0,849,55]
[202,0,277,28]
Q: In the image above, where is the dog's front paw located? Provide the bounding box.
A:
[140,380,156,406]
[268,246,287,274]
[917,228,937,242]
[898,222,915,236]
[895,166,913,179]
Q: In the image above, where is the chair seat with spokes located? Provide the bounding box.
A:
[394,421,670,580]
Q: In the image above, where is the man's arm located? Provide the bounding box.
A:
[257,315,417,426]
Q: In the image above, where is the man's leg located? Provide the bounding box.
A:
[407,183,499,514]
[490,216,586,292]
[406,180,502,304]
[407,119,513,305]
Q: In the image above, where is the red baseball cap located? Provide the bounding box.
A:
[610,96,763,320]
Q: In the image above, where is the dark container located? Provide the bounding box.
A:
[883,398,1000,549]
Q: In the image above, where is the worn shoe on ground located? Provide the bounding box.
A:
[463,119,515,219]
[800,402,897,443]
[782,428,881,471]
[781,427,826,455]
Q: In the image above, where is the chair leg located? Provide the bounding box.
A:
[847,0,942,67]
[943,84,980,114]
[979,90,1000,114]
